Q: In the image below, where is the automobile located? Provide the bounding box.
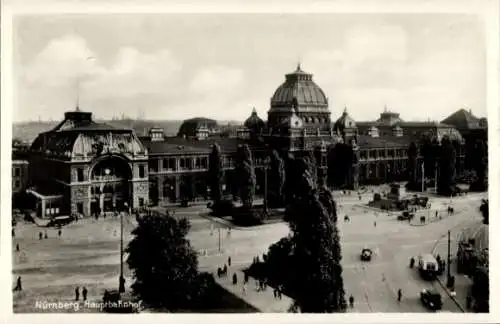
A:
[420,288,443,311]
[397,211,414,221]
[360,248,373,261]
[46,215,74,227]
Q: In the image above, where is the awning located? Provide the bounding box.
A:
[26,189,63,201]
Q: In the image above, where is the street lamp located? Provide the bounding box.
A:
[119,202,127,293]
[446,230,453,288]
[263,156,271,213]
[421,161,425,193]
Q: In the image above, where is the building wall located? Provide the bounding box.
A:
[12,160,29,194]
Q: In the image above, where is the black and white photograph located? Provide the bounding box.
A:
[1,0,497,320]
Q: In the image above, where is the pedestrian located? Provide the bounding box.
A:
[12,228,15,237]
[373,221,377,227]
[228,256,232,267]
[435,210,438,218]
[227,227,231,237]
[349,295,354,308]
[82,287,88,301]
[244,272,249,283]
[223,264,228,275]
[217,267,221,278]
[16,243,20,252]
[232,273,237,285]
[38,232,43,240]
[58,229,62,237]
[278,289,282,299]
[273,289,277,299]
[75,287,80,301]
[397,289,402,302]
[13,276,22,291]
[410,257,415,268]
[44,231,48,239]
[242,283,247,295]
[210,224,214,236]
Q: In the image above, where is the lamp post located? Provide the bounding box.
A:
[119,202,127,293]
[421,161,425,193]
[446,230,452,288]
[263,156,271,214]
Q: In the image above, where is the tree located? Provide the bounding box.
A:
[208,143,224,202]
[480,199,488,225]
[437,136,457,196]
[286,185,347,312]
[268,149,285,207]
[471,139,487,191]
[407,142,418,183]
[420,135,437,182]
[235,144,256,209]
[127,213,204,310]
[265,156,347,313]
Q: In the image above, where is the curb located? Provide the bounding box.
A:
[431,233,466,312]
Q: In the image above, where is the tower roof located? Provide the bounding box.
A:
[270,65,329,111]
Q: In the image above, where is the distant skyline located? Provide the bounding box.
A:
[13,13,486,123]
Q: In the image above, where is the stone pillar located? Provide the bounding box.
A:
[41,199,46,218]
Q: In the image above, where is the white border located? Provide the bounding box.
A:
[1,1,499,323]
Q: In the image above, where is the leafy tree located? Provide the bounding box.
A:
[471,139,487,191]
[127,213,204,310]
[268,149,285,207]
[480,199,488,225]
[264,156,347,313]
[407,142,418,183]
[437,136,457,195]
[235,144,256,209]
[208,143,224,202]
[471,265,489,312]
[420,135,437,182]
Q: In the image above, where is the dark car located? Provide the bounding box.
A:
[420,289,443,311]
[360,248,373,261]
[398,211,414,221]
[46,215,74,227]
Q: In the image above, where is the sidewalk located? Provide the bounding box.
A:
[212,266,293,312]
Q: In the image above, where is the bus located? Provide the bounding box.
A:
[418,254,439,280]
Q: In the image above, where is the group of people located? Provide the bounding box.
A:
[75,286,89,301]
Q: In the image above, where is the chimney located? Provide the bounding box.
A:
[149,128,165,142]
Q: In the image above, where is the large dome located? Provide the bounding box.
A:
[270,64,328,110]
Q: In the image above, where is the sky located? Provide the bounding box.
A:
[13,13,486,123]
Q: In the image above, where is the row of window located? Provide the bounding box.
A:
[75,165,146,182]
[360,149,408,160]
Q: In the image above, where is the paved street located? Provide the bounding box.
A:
[11,189,487,313]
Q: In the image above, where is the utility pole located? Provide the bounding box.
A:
[119,203,126,293]
[447,230,452,287]
[421,161,425,193]
[218,228,221,253]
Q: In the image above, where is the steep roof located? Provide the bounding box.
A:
[141,135,267,155]
[441,108,483,130]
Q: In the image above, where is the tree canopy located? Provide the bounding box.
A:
[268,149,285,207]
[127,212,207,310]
[263,155,347,313]
[235,144,256,209]
[437,136,457,195]
[208,143,224,202]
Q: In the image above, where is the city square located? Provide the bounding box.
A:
[12,186,488,313]
[7,11,490,315]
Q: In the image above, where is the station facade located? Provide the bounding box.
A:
[23,65,484,218]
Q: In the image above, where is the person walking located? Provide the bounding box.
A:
[397,289,402,302]
[273,289,278,299]
[242,283,247,295]
[13,276,22,291]
[12,228,15,237]
[349,295,354,308]
[228,256,232,267]
[232,273,237,285]
[58,228,62,237]
[82,287,88,301]
[244,272,249,284]
[39,232,43,240]
[16,243,20,252]
[44,231,48,239]
[75,287,80,301]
